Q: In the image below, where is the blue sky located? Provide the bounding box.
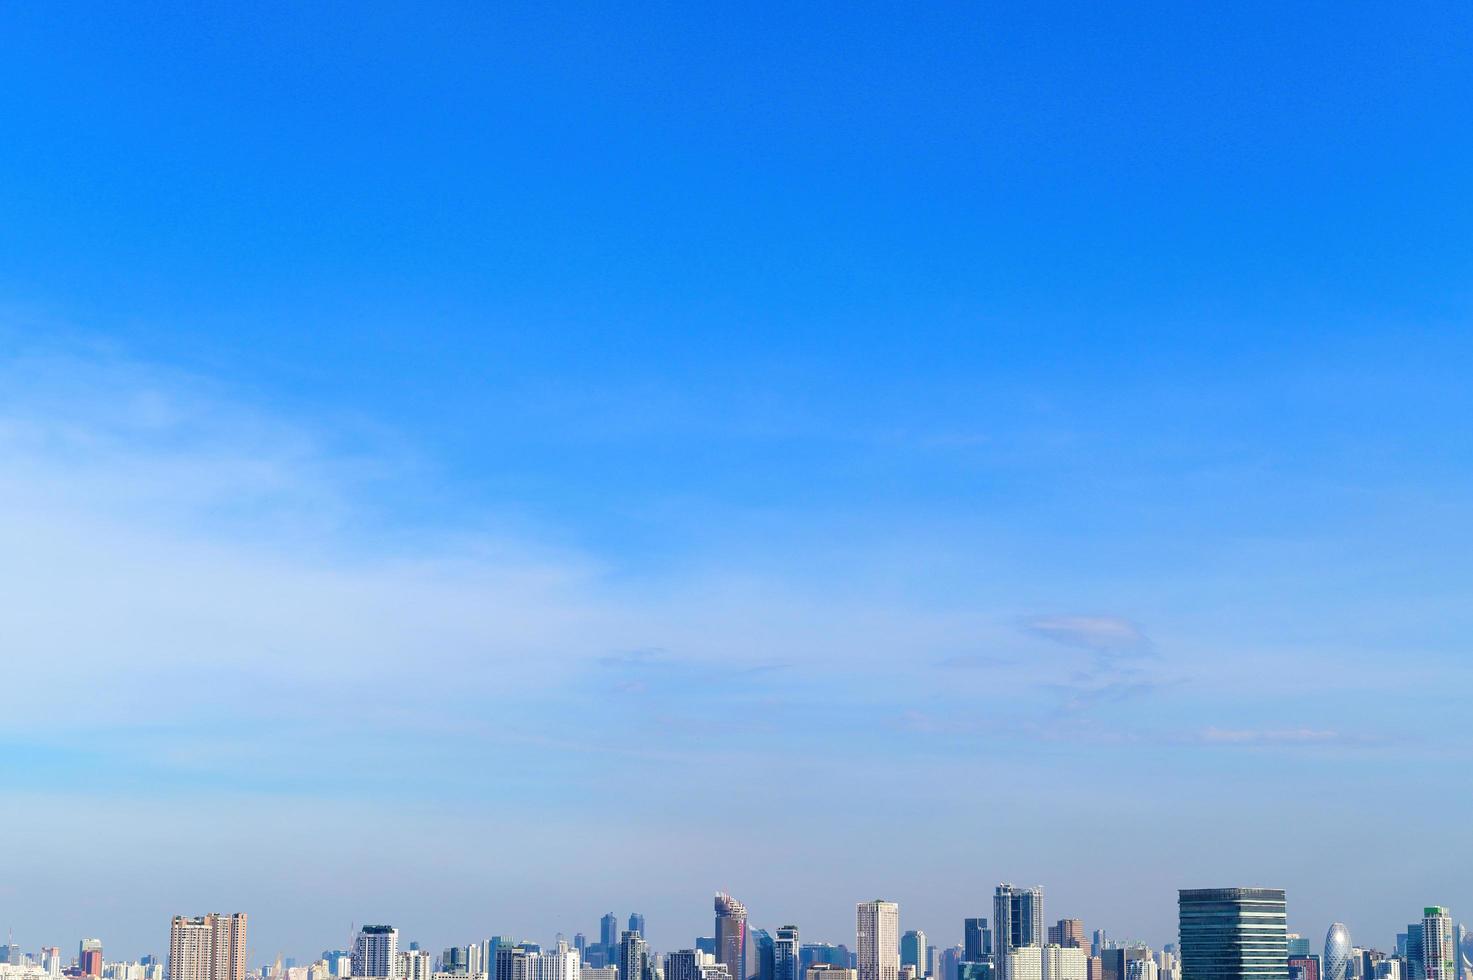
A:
[1,0,1472,967]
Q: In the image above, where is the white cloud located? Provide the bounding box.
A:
[1196,726,1355,746]
[1021,614,1151,654]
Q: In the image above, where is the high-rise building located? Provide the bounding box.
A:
[777,929,802,980]
[629,917,646,940]
[444,949,471,975]
[938,949,964,980]
[620,933,649,980]
[717,894,749,980]
[965,924,992,966]
[1005,947,1084,980]
[994,887,1044,980]
[1325,926,1353,980]
[1425,909,1455,980]
[498,944,544,980]
[903,936,927,977]
[398,951,432,980]
[808,969,857,980]
[170,914,248,980]
[755,931,776,980]
[668,951,704,980]
[1127,963,1158,980]
[80,941,104,978]
[353,927,400,979]
[1049,926,1085,953]
[857,902,901,980]
[513,941,580,980]
[1100,949,1151,980]
[1406,925,1426,980]
[1178,888,1287,980]
[43,948,63,978]
[601,917,620,966]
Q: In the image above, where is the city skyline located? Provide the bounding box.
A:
[2,0,1472,966]
[3,890,1467,976]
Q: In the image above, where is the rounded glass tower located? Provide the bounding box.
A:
[1324,923,1353,980]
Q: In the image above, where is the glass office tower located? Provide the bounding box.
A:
[1179,888,1288,980]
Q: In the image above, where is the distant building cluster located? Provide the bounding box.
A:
[3,887,1468,980]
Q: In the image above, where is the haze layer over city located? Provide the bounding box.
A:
[1,0,1470,970]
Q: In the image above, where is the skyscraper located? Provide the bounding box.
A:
[717,894,749,980]
[353,927,400,980]
[760,931,783,980]
[80,941,103,978]
[903,935,928,976]
[965,923,991,965]
[1050,925,1085,953]
[938,949,964,980]
[777,928,802,980]
[629,916,646,939]
[1178,888,1287,980]
[995,886,1044,980]
[857,901,901,980]
[620,932,650,980]
[1325,925,1353,980]
[1424,909,1455,980]
[601,916,620,964]
[1406,925,1426,980]
[170,914,248,980]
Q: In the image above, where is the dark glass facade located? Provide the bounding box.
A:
[964,921,991,964]
[1179,889,1288,980]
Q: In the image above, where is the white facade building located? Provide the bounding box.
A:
[513,943,580,980]
[857,902,900,980]
[1007,945,1086,980]
[353,928,400,979]
[1425,909,1455,980]
[397,953,432,980]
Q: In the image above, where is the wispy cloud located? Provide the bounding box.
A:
[1021,614,1153,656]
[1194,726,1367,746]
